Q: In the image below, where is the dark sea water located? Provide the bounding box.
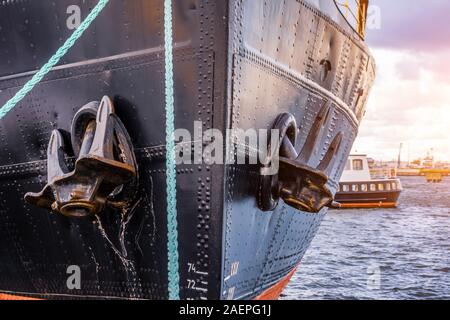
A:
[282,176,450,300]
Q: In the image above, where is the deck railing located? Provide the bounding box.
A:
[339,180,402,193]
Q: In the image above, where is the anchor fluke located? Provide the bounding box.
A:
[25,96,138,218]
[258,107,343,213]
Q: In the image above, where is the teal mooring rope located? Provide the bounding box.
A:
[164,0,180,300]
[0,0,110,120]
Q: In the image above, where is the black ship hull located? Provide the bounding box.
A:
[0,0,375,299]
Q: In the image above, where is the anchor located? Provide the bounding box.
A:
[258,101,343,213]
[25,96,138,218]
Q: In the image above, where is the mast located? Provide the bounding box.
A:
[358,0,369,38]
[397,143,403,169]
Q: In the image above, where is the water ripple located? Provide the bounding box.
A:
[282,177,450,300]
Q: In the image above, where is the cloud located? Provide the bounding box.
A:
[395,56,423,81]
[390,50,450,84]
[366,0,450,52]
[353,49,450,161]
[356,0,450,160]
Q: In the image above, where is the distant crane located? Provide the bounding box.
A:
[397,143,403,169]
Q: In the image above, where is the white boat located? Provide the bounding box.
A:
[335,155,402,208]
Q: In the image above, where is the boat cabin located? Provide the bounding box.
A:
[340,155,372,182]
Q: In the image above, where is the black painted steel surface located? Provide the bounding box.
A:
[0,0,375,299]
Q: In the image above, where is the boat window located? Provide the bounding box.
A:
[352,159,364,171]
[370,184,376,191]
[386,183,391,191]
[361,184,368,192]
[352,184,359,192]
[378,183,384,191]
[342,185,350,192]
[392,182,397,190]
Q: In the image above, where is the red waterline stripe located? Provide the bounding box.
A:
[0,293,39,300]
[254,267,298,300]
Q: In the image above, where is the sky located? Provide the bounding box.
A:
[351,0,450,162]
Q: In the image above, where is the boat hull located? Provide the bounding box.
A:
[335,191,402,208]
[336,179,402,208]
[0,0,375,299]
